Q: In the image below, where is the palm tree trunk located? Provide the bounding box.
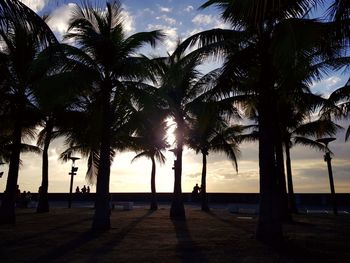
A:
[150,155,158,210]
[37,119,53,213]
[256,91,283,245]
[275,130,291,222]
[92,87,112,231]
[170,118,185,220]
[0,121,22,224]
[201,151,209,211]
[285,142,297,213]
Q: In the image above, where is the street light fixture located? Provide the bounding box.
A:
[316,137,337,215]
[68,156,80,208]
[169,148,177,171]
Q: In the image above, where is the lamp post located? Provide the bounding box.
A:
[316,137,337,215]
[68,156,80,208]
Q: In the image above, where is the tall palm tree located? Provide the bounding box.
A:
[283,117,341,212]
[156,46,219,219]
[29,21,86,214]
[177,0,339,244]
[0,1,57,224]
[131,111,169,210]
[187,100,241,211]
[64,0,163,230]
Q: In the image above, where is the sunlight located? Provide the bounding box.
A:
[166,118,176,147]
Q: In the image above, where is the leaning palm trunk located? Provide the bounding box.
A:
[285,143,298,213]
[201,151,209,211]
[0,121,22,224]
[150,156,158,210]
[256,90,283,245]
[37,120,53,213]
[92,91,112,230]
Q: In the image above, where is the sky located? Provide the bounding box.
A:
[0,0,349,193]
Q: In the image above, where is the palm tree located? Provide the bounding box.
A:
[187,100,241,211]
[64,0,163,230]
[30,21,86,214]
[323,80,350,140]
[177,0,340,244]
[131,111,169,210]
[0,1,57,224]
[324,1,350,139]
[278,92,341,214]
[155,46,220,219]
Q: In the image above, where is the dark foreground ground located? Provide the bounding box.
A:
[0,206,349,263]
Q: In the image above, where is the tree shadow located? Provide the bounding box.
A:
[171,219,207,263]
[30,210,154,263]
[86,210,155,262]
[206,210,255,236]
[3,217,92,247]
[206,211,236,227]
[30,229,101,263]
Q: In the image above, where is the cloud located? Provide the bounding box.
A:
[186,173,201,178]
[142,8,155,15]
[156,15,177,25]
[20,0,47,12]
[185,6,194,12]
[121,8,135,34]
[192,14,230,29]
[159,6,172,13]
[46,3,75,41]
[147,24,178,53]
[311,74,346,97]
[192,14,214,25]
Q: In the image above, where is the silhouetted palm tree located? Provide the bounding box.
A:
[0,1,57,224]
[324,1,350,138]
[64,0,163,230]
[177,0,340,244]
[282,111,341,213]
[156,45,220,219]
[187,100,241,211]
[131,112,169,210]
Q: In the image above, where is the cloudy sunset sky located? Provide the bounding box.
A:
[0,0,349,194]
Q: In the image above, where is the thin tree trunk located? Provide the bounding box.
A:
[0,121,22,224]
[170,117,185,220]
[37,119,53,213]
[201,151,209,212]
[285,142,298,213]
[92,86,112,231]
[150,155,158,210]
[256,90,283,245]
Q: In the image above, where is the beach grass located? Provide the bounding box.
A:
[0,207,349,262]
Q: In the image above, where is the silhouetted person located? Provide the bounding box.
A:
[191,184,201,202]
[81,185,87,194]
[26,191,32,206]
[20,191,28,208]
[87,186,90,193]
[75,186,80,193]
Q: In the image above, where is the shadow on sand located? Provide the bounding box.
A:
[171,218,207,263]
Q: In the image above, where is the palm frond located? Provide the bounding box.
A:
[293,136,327,151]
